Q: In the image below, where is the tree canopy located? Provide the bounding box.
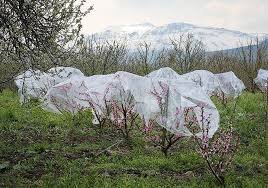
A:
[0,0,92,70]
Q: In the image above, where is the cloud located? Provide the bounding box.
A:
[81,0,268,34]
[203,0,268,32]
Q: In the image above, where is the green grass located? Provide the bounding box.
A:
[0,89,267,187]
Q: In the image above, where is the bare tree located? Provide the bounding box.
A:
[134,42,155,75]
[238,37,268,91]
[169,34,206,73]
[74,38,129,75]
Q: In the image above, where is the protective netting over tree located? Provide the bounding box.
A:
[15,67,84,103]
[146,68,245,98]
[43,71,220,138]
[47,67,84,84]
[254,69,268,92]
[181,70,220,96]
[15,67,248,138]
[215,71,246,99]
[145,67,181,79]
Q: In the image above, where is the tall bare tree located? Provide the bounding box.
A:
[169,34,205,73]
[238,37,268,91]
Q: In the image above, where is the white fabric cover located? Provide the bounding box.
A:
[254,69,268,92]
[15,69,54,103]
[147,68,246,98]
[215,71,245,99]
[146,68,220,96]
[15,67,84,103]
[181,70,220,96]
[44,71,220,138]
[145,67,181,79]
[47,67,84,84]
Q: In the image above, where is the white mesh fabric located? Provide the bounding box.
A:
[145,67,181,79]
[15,67,85,103]
[254,69,268,92]
[215,71,245,99]
[44,71,220,138]
[47,66,84,84]
[181,70,220,96]
[15,69,54,103]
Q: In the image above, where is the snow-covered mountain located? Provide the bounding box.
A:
[91,22,268,52]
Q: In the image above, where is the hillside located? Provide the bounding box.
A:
[91,22,268,51]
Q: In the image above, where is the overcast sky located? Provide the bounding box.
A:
[81,0,268,34]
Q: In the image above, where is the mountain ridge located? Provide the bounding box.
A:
[90,22,268,52]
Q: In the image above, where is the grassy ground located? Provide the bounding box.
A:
[0,90,267,187]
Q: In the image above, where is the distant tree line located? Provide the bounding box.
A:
[67,34,268,92]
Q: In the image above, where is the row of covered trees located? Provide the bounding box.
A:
[1,0,267,91]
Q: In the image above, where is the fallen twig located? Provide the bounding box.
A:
[95,140,124,157]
